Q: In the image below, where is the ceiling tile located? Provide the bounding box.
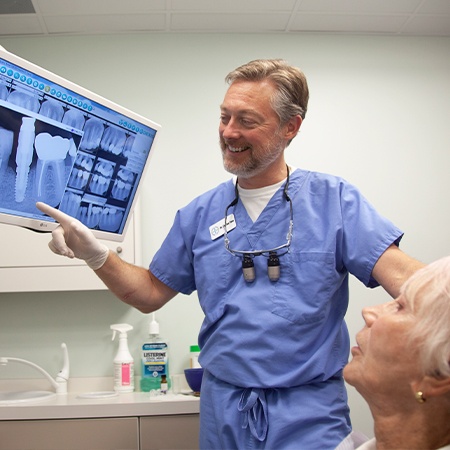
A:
[290,13,409,34]
[170,0,296,12]
[0,15,44,35]
[401,15,450,35]
[43,14,166,34]
[170,13,291,32]
[35,0,166,15]
[417,0,450,15]
[0,0,448,37]
[298,0,423,14]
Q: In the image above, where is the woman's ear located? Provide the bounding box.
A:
[411,374,450,400]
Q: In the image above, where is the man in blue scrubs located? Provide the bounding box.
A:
[38,59,424,449]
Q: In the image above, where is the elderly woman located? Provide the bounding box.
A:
[339,256,450,450]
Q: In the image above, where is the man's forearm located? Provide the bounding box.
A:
[372,244,425,298]
[95,251,177,313]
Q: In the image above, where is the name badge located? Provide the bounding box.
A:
[209,214,236,240]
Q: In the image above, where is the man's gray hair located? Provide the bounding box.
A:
[225,59,309,124]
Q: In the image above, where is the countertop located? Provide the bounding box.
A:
[0,377,200,421]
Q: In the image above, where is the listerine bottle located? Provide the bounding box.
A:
[140,315,170,393]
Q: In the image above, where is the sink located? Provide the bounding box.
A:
[0,390,56,405]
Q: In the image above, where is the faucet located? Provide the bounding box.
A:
[0,343,69,394]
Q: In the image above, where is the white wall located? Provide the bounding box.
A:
[0,33,449,437]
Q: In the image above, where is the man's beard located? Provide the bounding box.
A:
[220,130,285,179]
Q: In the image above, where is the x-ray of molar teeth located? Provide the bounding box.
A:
[117,168,135,183]
[111,168,135,201]
[59,191,82,219]
[94,160,114,178]
[88,173,110,196]
[68,167,90,190]
[122,134,135,159]
[68,138,77,165]
[77,203,102,229]
[0,126,14,181]
[111,179,132,201]
[34,132,70,207]
[79,117,104,152]
[68,153,94,190]
[75,153,94,172]
[99,207,123,232]
[86,160,114,196]
[7,89,40,113]
[100,126,126,156]
[39,99,64,122]
[0,83,8,100]
[62,107,86,131]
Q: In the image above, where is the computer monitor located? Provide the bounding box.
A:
[0,46,161,242]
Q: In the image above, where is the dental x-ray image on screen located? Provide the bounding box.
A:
[0,46,161,241]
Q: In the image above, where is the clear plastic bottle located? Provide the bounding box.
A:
[140,316,170,393]
[190,345,201,368]
[110,323,134,393]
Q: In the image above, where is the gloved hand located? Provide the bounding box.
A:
[36,202,109,270]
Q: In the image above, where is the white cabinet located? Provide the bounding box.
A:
[0,209,140,292]
[140,414,200,450]
[0,417,139,450]
[0,414,200,450]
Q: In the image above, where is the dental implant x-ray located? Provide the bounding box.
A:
[0,95,81,210]
[0,48,160,239]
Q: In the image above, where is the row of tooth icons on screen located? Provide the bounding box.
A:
[4,86,138,162]
[3,88,131,156]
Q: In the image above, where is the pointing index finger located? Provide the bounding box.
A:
[36,202,75,227]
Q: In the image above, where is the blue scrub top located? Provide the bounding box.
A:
[150,169,403,388]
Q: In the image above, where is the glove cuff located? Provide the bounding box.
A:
[85,245,110,270]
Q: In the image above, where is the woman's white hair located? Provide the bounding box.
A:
[403,256,450,377]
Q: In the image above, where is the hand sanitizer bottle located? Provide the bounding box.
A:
[140,314,170,393]
[111,323,134,393]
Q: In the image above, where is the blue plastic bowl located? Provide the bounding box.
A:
[184,367,204,393]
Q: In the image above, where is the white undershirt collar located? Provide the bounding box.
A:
[237,167,296,222]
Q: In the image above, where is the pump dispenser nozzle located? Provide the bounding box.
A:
[149,313,159,335]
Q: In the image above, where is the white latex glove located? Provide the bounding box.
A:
[36,202,109,270]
